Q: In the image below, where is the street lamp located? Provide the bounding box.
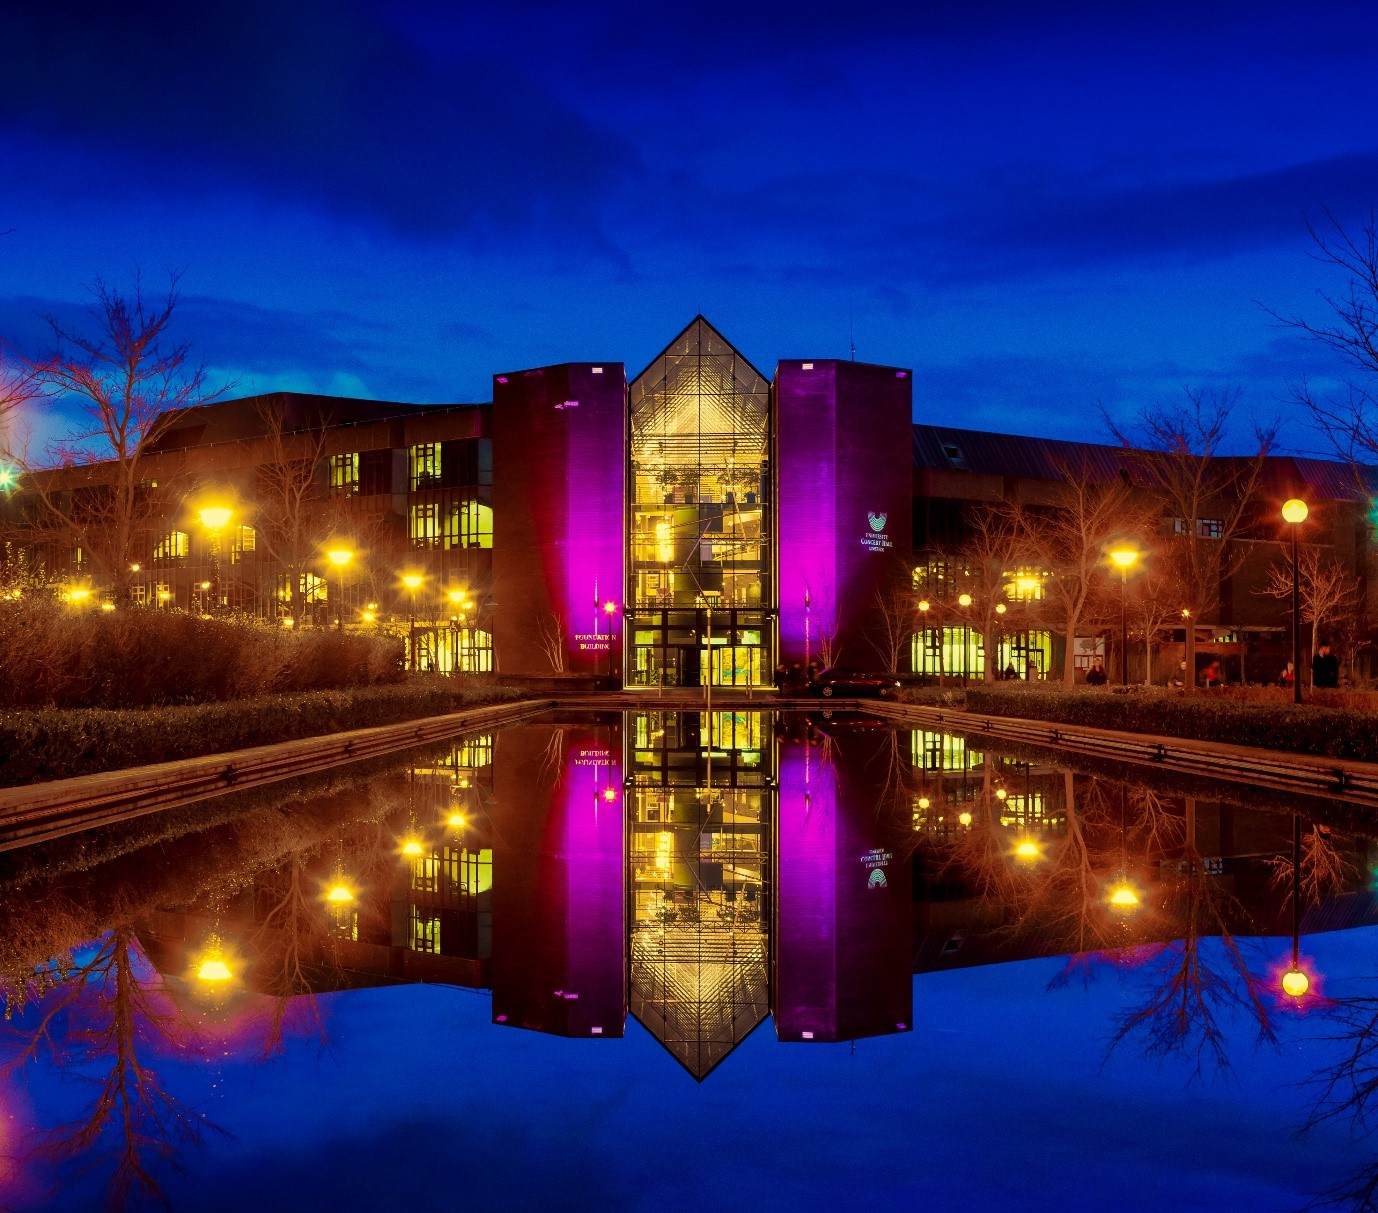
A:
[402,573,423,670]
[1109,546,1140,685]
[957,592,973,685]
[197,504,233,614]
[602,599,617,684]
[1281,812,1311,1000]
[327,547,353,632]
[1281,498,1308,705]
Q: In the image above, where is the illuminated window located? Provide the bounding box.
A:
[409,502,441,548]
[912,730,982,772]
[410,443,441,490]
[410,909,441,954]
[230,525,256,564]
[152,530,189,561]
[329,452,360,495]
[1173,517,1224,539]
[443,499,493,549]
[279,572,328,603]
[912,627,984,677]
[1004,568,1047,602]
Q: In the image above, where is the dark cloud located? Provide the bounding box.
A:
[0,0,638,246]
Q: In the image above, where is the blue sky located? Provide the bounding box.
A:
[2,0,1378,450]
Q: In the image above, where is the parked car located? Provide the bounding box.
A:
[803,668,901,699]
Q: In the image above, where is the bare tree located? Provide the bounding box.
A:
[1260,543,1362,666]
[866,561,917,674]
[1268,208,1378,470]
[959,505,1028,683]
[0,274,219,602]
[1,927,217,1208]
[1107,388,1276,692]
[1127,545,1185,685]
[537,609,569,674]
[1016,462,1138,685]
[252,395,330,623]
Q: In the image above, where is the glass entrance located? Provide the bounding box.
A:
[627,317,773,687]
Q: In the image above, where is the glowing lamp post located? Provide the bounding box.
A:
[327,548,353,631]
[602,599,617,684]
[1281,498,1308,705]
[1108,882,1141,913]
[957,592,973,685]
[1281,813,1312,1001]
[402,573,423,670]
[197,505,233,614]
[1109,546,1140,685]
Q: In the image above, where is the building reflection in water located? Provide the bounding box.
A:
[491,718,626,1038]
[627,710,772,1079]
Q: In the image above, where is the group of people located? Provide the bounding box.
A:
[1279,643,1341,690]
[1079,644,1344,688]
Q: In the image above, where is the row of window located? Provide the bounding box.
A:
[408,500,493,550]
[326,440,493,497]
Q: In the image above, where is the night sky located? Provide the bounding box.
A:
[3,0,1378,452]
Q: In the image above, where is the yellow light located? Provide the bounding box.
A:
[129,562,141,573]
[366,602,378,610]
[100,601,116,612]
[1281,498,1309,526]
[281,616,295,627]
[402,573,423,591]
[995,787,1007,800]
[0,467,14,489]
[157,590,171,602]
[995,603,1007,614]
[198,506,232,531]
[446,813,467,828]
[327,547,353,567]
[917,796,931,810]
[1109,546,1139,570]
[1281,967,1310,998]
[1108,883,1140,910]
[66,587,91,604]
[199,580,211,590]
[917,599,930,612]
[362,611,377,624]
[603,600,616,614]
[196,957,233,983]
[1181,608,1191,618]
[448,588,465,603]
[1015,576,1041,594]
[958,811,973,826]
[1014,839,1041,861]
[401,840,424,857]
[326,884,354,903]
[655,520,673,562]
[957,593,972,607]
[602,787,618,801]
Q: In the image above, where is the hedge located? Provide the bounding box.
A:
[962,683,1378,763]
[0,598,405,710]
[0,681,529,787]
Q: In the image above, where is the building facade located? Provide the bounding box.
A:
[3,314,1374,684]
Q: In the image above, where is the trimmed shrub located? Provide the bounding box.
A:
[963,683,1378,763]
[0,681,528,786]
[0,598,404,709]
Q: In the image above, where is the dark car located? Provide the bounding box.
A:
[803,667,901,699]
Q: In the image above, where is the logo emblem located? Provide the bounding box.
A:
[867,868,888,889]
[868,512,887,532]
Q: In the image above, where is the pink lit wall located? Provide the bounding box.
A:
[492,363,626,677]
[775,360,913,671]
[774,728,912,1042]
[491,721,625,1037]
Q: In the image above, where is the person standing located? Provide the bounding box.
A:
[1312,643,1340,689]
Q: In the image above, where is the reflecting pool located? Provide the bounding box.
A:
[1,710,1376,1210]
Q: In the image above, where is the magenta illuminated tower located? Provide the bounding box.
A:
[490,721,626,1037]
[774,726,912,1042]
[491,363,627,677]
[775,360,914,672]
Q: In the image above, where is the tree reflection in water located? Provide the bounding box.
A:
[1,927,217,1210]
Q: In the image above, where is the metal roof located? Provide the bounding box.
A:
[914,424,1377,502]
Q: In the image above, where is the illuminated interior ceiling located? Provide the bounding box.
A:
[630,921,769,1081]
[630,315,769,471]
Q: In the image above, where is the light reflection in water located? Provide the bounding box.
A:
[0,711,1375,1206]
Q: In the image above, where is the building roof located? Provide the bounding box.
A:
[145,391,483,454]
[913,423,1378,501]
